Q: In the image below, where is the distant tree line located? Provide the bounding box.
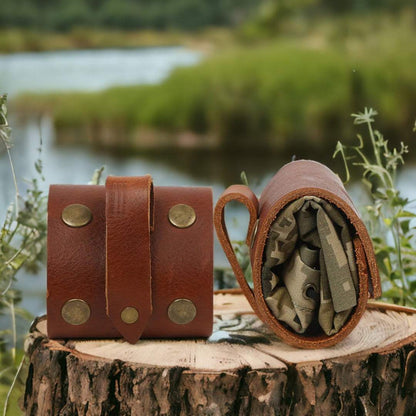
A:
[0,0,258,31]
[0,0,414,32]
[318,0,413,13]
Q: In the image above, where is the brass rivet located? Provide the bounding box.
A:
[168,204,196,228]
[121,306,139,324]
[62,204,92,228]
[168,299,197,325]
[61,299,90,325]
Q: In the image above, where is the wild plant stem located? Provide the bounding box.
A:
[2,355,24,416]
[367,117,410,304]
[2,228,36,299]
[10,299,16,361]
[336,108,416,306]
[367,119,382,168]
[1,273,15,297]
[4,246,25,267]
[3,143,20,218]
[6,220,20,245]
[393,220,409,303]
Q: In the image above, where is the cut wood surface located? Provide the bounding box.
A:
[24,293,416,415]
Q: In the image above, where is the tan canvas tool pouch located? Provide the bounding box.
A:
[214,160,381,348]
[47,175,213,344]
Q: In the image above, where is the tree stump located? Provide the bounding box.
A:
[23,293,416,415]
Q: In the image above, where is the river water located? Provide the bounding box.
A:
[0,47,415,334]
[0,46,201,96]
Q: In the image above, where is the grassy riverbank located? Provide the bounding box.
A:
[0,27,235,54]
[14,12,416,154]
[0,29,180,53]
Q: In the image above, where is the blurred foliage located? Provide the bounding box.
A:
[0,28,184,53]
[0,26,237,53]
[0,0,414,33]
[0,95,46,416]
[334,109,416,306]
[16,11,416,156]
[239,0,415,39]
[0,349,26,416]
[0,0,258,32]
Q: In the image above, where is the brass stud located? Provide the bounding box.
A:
[121,306,139,324]
[168,299,197,325]
[168,204,196,228]
[61,299,90,325]
[62,204,92,228]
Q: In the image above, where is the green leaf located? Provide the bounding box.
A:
[372,236,384,245]
[400,220,411,235]
[89,166,106,185]
[383,218,392,227]
[383,287,404,299]
[396,211,416,218]
[351,107,378,125]
[332,141,350,183]
[34,159,42,175]
[391,195,409,207]
[375,252,390,276]
[240,171,249,187]
[390,270,403,281]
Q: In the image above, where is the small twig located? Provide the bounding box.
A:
[2,355,25,416]
[89,165,106,185]
[240,171,249,187]
[1,272,15,297]
[1,142,20,218]
[0,97,20,218]
[10,299,16,361]
[4,246,25,267]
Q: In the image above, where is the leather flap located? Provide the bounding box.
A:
[105,175,153,344]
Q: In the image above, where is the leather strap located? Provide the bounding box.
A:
[105,175,153,343]
[214,184,259,312]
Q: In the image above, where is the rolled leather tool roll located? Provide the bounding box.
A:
[214,160,381,348]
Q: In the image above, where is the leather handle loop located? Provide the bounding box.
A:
[105,175,153,343]
[214,184,259,312]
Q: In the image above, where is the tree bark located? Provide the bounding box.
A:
[23,293,416,415]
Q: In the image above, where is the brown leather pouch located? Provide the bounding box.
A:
[47,175,213,344]
[215,160,381,348]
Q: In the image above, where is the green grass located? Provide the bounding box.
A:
[14,11,416,154]
[0,27,234,53]
[0,28,175,53]
[0,382,24,416]
[0,350,27,416]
